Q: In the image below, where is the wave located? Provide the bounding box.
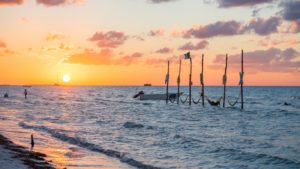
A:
[211,147,300,167]
[19,122,162,169]
[123,122,144,129]
[123,121,155,130]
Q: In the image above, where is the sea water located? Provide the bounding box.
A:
[0,86,299,169]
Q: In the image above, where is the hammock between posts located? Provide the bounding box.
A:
[226,91,241,107]
[205,96,223,106]
[226,72,243,107]
[169,94,177,103]
[180,95,189,104]
[192,97,201,104]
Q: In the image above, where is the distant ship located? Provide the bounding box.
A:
[54,74,60,86]
[144,83,152,86]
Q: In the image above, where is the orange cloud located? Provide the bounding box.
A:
[64,49,142,65]
[0,39,6,48]
[178,40,208,50]
[46,33,66,41]
[148,28,165,37]
[37,0,83,6]
[0,0,23,6]
[259,37,300,47]
[212,48,300,73]
[145,55,180,66]
[89,31,128,48]
[155,47,173,54]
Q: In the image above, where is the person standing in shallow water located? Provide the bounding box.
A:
[24,89,27,99]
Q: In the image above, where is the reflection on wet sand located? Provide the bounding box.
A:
[0,120,130,169]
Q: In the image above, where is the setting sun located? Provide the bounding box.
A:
[62,74,71,83]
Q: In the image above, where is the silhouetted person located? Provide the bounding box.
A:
[24,89,28,99]
[4,92,8,98]
[31,134,34,150]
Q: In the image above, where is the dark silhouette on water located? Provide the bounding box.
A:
[206,96,222,106]
[133,91,144,98]
[4,92,8,98]
[31,134,34,150]
[24,89,27,99]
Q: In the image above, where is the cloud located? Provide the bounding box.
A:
[183,21,244,39]
[155,47,173,54]
[65,49,113,65]
[288,20,300,33]
[279,1,300,33]
[178,40,208,50]
[115,52,143,65]
[36,0,83,6]
[46,33,66,41]
[0,0,23,6]
[0,40,6,48]
[64,49,142,65]
[148,28,164,37]
[182,16,284,39]
[89,31,128,48]
[258,37,300,47]
[0,40,15,56]
[213,48,300,73]
[145,55,180,66]
[280,1,300,21]
[217,0,273,8]
[145,58,168,65]
[59,43,73,50]
[131,35,145,41]
[147,0,177,4]
[244,16,281,35]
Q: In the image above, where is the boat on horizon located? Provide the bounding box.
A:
[144,83,152,86]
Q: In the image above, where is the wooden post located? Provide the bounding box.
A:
[189,57,192,106]
[241,50,244,110]
[201,54,204,106]
[223,54,228,108]
[177,60,181,104]
[166,61,170,104]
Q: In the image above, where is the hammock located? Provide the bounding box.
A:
[192,97,201,104]
[169,93,177,103]
[205,96,223,106]
[226,91,241,107]
[180,95,189,104]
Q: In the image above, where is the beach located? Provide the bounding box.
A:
[0,133,53,169]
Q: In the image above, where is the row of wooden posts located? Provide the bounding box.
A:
[165,50,244,109]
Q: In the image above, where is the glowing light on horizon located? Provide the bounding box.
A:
[62,74,71,83]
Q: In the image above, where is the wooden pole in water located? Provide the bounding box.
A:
[166,61,170,104]
[189,57,192,106]
[241,50,244,110]
[223,54,228,108]
[177,60,181,104]
[201,54,205,106]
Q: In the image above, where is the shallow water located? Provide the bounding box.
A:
[0,86,300,169]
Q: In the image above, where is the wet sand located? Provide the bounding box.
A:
[0,134,54,169]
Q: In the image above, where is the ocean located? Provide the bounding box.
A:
[0,86,299,169]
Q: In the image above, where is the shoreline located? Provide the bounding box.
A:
[0,133,55,169]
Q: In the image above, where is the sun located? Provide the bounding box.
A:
[62,74,71,83]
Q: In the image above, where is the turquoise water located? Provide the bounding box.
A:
[0,86,299,169]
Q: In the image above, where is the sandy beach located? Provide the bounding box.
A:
[0,133,54,169]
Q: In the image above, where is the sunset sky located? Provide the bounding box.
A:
[0,0,299,86]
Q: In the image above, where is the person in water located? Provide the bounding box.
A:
[24,89,28,99]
